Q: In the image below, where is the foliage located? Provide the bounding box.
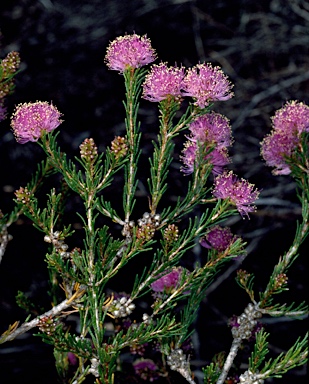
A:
[0,35,308,384]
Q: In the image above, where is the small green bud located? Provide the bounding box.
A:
[0,51,20,98]
[137,223,155,242]
[79,138,98,162]
[15,187,31,204]
[37,315,59,335]
[1,51,20,78]
[111,136,128,159]
[274,273,288,290]
[237,269,251,285]
[164,224,179,244]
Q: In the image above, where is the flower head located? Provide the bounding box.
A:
[142,63,185,102]
[261,100,309,175]
[105,34,156,72]
[151,267,186,293]
[183,63,233,108]
[260,130,298,175]
[272,100,309,135]
[133,359,159,381]
[200,225,237,252]
[188,112,233,148]
[213,171,259,217]
[181,113,232,175]
[11,101,62,144]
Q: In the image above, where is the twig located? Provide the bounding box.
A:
[0,225,12,265]
[216,339,242,384]
[0,298,74,343]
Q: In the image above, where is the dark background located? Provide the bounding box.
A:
[0,0,308,383]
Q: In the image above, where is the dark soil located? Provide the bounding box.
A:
[0,1,308,383]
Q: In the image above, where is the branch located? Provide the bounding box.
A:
[0,225,12,265]
[216,339,242,384]
[0,296,80,343]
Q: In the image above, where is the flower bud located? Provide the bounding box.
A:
[111,136,128,159]
[164,224,179,244]
[79,138,98,162]
[15,187,31,204]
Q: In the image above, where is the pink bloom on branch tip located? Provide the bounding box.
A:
[151,267,186,293]
[11,101,62,144]
[189,112,233,148]
[200,225,237,252]
[260,100,309,175]
[213,171,259,218]
[271,100,309,135]
[142,62,185,102]
[260,130,299,175]
[105,34,156,72]
[182,63,233,108]
[181,112,232,175]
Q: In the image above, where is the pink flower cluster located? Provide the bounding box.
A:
[189,112,233,146]
[133,359,159,381]
[200,225,237,252]
[105,34,233,108]
[181,112,233,175]
[142,63,185,102]
[261,100,309,175]
[213,171,259,218]
[142,62,233,107]
[151,267,186,294]
[11,101,63,144]
[105,34,156,72]
[182,63,233,108]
